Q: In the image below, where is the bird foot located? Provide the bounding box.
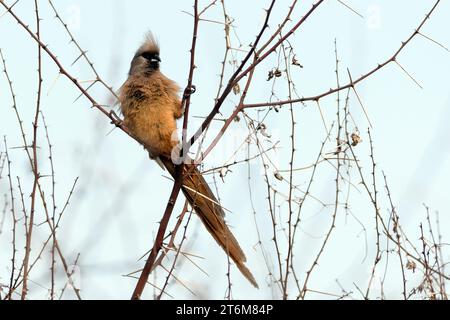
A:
[183,85,197,98]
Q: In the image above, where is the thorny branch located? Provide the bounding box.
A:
[0,0,448,300]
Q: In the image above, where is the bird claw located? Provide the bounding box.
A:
[183,85,197,98]
[109,110,123,126]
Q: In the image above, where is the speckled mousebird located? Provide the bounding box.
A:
[119,33,258,288]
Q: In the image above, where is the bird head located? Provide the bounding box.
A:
[129,32,161,76]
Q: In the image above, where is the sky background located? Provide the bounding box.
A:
[0,0,449,300]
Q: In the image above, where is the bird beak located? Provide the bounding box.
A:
[151,54,161,63]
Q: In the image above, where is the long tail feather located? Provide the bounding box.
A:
[160,156,258,288]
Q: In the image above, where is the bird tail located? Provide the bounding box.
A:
[159,156,258,288]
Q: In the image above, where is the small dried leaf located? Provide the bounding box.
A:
[292,55,303,68]
[267,70,274,81]
[274,69,282,78]
[334,146,343,155]
[418,283,424,293]
[219,167,231,182]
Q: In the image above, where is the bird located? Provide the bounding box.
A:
[118,33,258,288]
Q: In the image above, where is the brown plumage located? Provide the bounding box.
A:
[119,34,258,288]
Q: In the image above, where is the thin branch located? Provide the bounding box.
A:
[243,0,441,109]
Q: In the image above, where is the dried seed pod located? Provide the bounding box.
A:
[274,171,284,181]
[233,83,241,95]
[258,123,271,138]
[351,133,362,147]
[219,167,231,182]
[292,55,303,68]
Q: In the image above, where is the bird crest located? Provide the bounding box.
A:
[138,32,160,55]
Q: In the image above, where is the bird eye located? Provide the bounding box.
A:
[141,52,160,63]
[141,52,152,60]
